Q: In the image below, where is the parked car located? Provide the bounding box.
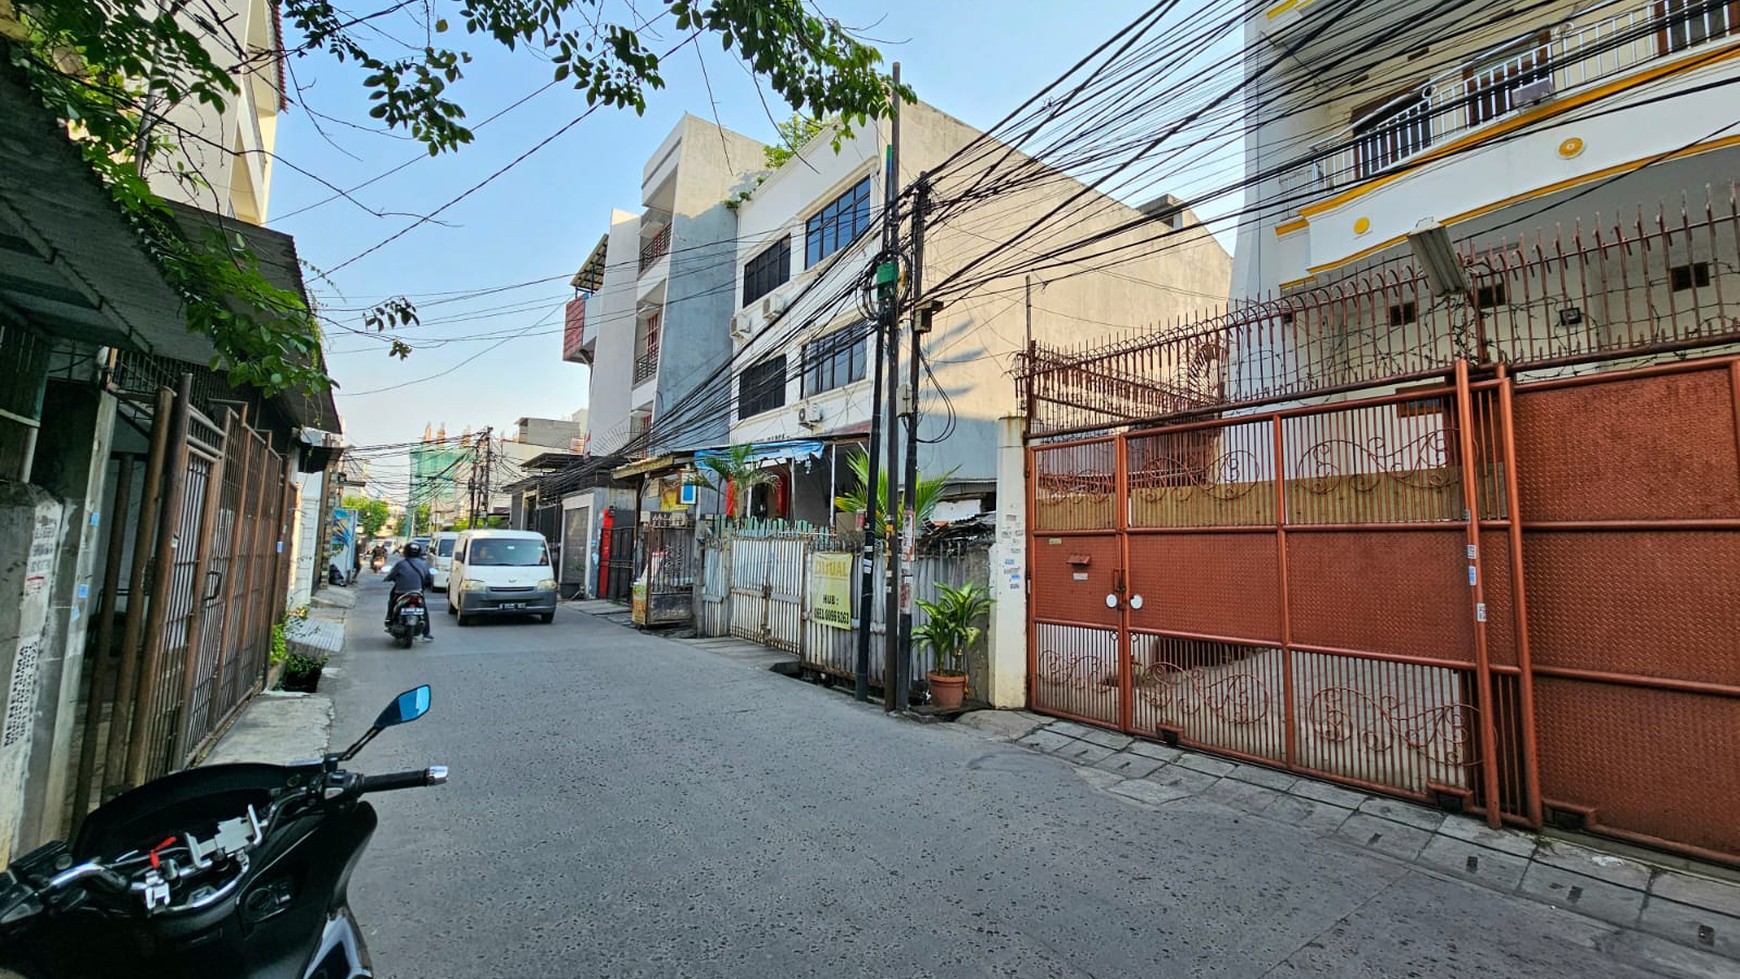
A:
[429,531,459,591]
[448,529,557,626]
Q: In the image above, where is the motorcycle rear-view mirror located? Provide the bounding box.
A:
[337,685,432,762]
[375,685,432,729]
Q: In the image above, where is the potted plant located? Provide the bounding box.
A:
[280,649,329,693]
[912,582,993,710]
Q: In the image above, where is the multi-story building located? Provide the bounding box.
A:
[1234,0,1739,303]
[410,424,467,531]
[578,116,768,458]
[145,0,282,223]
[725,101,1232,524]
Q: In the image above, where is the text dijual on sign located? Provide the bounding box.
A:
[811,552,853,629]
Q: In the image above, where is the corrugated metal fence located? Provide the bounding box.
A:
[695,520,991,692]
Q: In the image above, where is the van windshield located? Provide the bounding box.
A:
[436,538,456,557]
[467,539,548,567]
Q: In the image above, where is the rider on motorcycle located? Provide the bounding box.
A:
[384,542,435,642]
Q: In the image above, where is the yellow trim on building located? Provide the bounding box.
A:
[1302,134,1740,276]
[1274,217,1309,236]
[1265,0,1299,18]
[1297,40,1740,220]
[1278,275,1318,290]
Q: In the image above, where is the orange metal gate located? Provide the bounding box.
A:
[1028,357,1740,861]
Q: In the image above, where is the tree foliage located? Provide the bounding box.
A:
[6,0,908,393]
[342,494,391,538]
[689,443,774,518]
[834,449,953,526]
[763,113,828,169]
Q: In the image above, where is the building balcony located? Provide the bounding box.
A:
[1283,0,1739,208]
[1268,0,1740,281]
[638,223,671,276]
[633,351,659,385]
[562,295,592,365]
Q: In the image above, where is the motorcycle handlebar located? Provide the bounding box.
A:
[358,767,448,794]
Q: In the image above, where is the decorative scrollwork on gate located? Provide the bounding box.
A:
[1037,648,1111,689]
[1306,687,1473,763]
[1295,428,1456,495]
[1136,662,1271,724]
[1128,447,1262,501]
[1035,469,1115,502]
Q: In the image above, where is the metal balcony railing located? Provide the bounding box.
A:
[639,225,671,275]
[633,352,659,384]
[1281,0,1737,201]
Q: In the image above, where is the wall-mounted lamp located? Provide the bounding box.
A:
[1407,220,1471,298]
[1557,307,1585,328]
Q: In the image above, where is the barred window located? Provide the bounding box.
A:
[803,323,868,396]
[742,238,790,307]
[805,176,872,268]
[738,355,788,420]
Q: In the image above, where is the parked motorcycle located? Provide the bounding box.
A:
[386,592,428,648]
[0,685,446,979]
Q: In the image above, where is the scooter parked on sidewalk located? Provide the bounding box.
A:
[386,592,429,648]
[0,686,447,979]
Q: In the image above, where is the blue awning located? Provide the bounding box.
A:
[692,440,825,466]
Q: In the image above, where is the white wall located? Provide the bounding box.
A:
[585,209,642,454]
[731,102,1232,488]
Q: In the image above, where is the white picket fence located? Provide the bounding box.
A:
[694,521,991,690]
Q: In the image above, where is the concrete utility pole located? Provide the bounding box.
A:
[481,427,494,527]
[855,62,900,704]
[896,176,933,710]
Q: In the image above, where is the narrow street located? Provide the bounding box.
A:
[329,577,1729,979]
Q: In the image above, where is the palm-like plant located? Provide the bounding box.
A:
[912,582,993,678]
[833,449,954,526]
[691,443,775,518]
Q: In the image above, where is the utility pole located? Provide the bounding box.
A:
[855,61,900,704]
[897,175,932,711]
[881,139,905,713]
[481,427,494,527]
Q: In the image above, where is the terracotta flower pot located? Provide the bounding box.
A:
[927,670,967,709]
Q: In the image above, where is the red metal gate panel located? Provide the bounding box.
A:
[1512,359,1740,862]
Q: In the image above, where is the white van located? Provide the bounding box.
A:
[448,529,557,626]
[429,531,459,591]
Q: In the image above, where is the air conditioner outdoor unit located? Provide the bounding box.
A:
[797,403,825,428]
[1511,77,1554,107]
[761,293,787,319]
[729,310,757,341]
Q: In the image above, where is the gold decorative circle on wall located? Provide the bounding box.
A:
[1558,137,1585,159]
[1353,217,1372,235]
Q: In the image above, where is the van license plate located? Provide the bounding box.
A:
[499,602,526,610]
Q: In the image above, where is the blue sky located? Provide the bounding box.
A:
[267,1,1171,490]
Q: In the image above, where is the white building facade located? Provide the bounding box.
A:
[726,101,1233,525]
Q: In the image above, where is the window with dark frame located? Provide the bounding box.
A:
[742,237,790,307]
[1670,261,1712,292]
[805,176,873,268]
[1353,89,1433,180]
[1462,35,1550,128]
[737,354,788,420]
[802,323,868,396]
[1660,0,1737,53]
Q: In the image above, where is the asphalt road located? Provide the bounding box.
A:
[331,577,1730,978]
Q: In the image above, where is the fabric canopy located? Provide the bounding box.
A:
[692,440,824,466]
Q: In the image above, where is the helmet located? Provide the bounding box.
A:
[402,542,424,558]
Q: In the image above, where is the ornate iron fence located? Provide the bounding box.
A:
[1018,186,1740,436]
